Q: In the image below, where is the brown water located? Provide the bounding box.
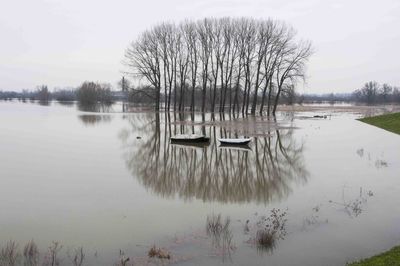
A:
[0,101,399,265]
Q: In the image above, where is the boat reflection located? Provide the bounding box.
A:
[120,113,309,204]
[218,144,252,151]
[171,142,210,149]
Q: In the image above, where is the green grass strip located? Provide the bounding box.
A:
[358,112,400,135]
[347,246,400,266]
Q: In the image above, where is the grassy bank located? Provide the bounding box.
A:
[347,246,400,265]
[359,112,400,135]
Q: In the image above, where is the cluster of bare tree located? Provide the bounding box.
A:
[124,17,313,115]
[352,81,400,104]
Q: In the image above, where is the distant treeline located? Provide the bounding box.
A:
[124,17,313,115]
[0,85,54,102]
[300,81,400,104]
[0,82,115,105]
[1,80,399,107]
[352,81,400,104]
[0,85,75,102]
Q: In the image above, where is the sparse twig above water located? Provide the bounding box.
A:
[301,205,329,231]
[67,247,85,266]
[42,242,62,266]
[206,214,235,261]
[329,186,374,218]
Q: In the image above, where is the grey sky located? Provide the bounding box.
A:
[0,0,399,93]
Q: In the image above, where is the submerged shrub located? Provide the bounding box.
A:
[252,208,288,253]
[35,85,51,103]
[77,81,113,105]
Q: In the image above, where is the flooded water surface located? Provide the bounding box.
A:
[1,101,400,265]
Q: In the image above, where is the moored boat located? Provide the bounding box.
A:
[217,138,252,145]
[171,134,210,143]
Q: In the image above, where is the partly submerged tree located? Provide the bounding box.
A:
[36,85,51,103]
[77,81,113,105]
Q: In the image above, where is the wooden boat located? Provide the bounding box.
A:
[170,134,210,143]
[217,138,252,145]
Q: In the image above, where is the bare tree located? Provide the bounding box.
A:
[176,27,190,111]
[197,19,213,112]
[250,19,274,114]
[182,21,199,113]
[273,40,313,115]
[125,30,161,111]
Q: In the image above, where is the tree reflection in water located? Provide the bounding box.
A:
[77,102,113,113]
[77,103,114,126]
[78,114,113,126]
[119,112,309,204]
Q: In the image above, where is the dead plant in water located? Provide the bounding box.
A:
[67,247,85,266]
[255,229,277,252]
[301,205,329,231]
[375,159,388,168]
[206,214,235,261]
[0,240,20,266]
[206,214,222,237]
[148,245,171,259]
[23,240,39,266]
[253,208,288,253]
[116,250,130,266]
[42,242,62,266]
[329,186,374,218]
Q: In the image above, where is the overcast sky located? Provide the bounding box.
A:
[0,0,399,93]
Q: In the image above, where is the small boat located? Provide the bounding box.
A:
[217,138,252,145]
[171,134,210,143]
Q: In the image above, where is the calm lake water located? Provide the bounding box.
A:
[0,101,400,265]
